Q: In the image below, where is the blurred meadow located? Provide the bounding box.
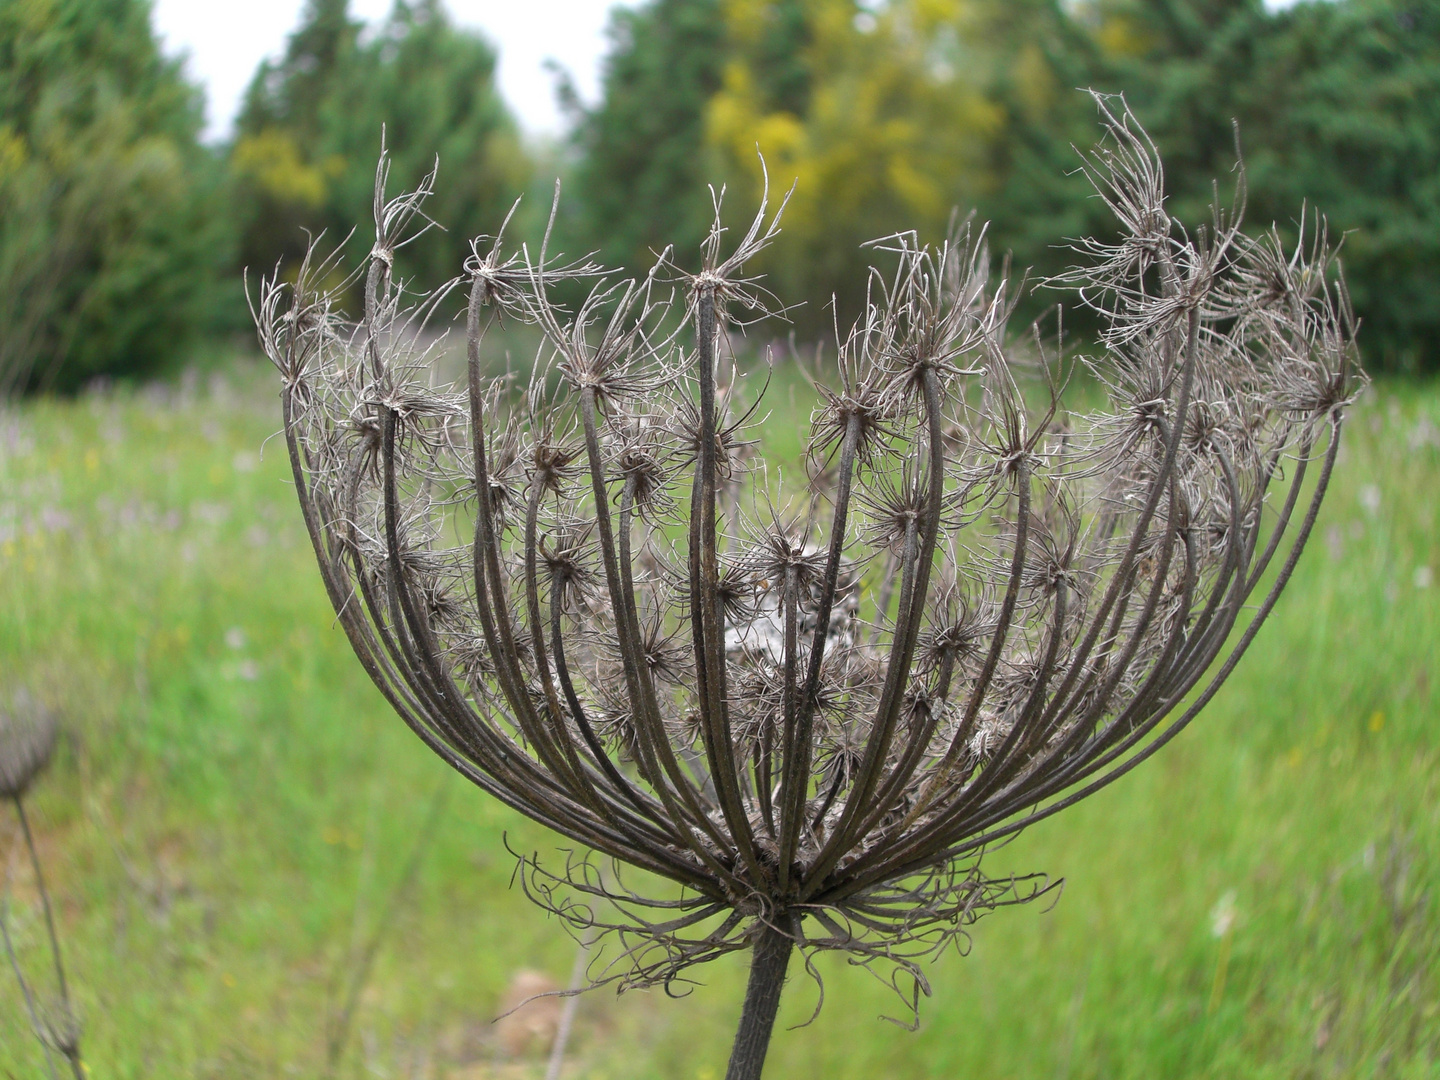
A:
[3,0,1440,1075]
[0,352,1436,1076]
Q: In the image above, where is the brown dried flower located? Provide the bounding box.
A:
[255,95,1361,1080]
[0,690,57,800]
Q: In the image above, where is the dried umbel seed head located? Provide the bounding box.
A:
[0,690,57,800]
[257,93,1361,1079]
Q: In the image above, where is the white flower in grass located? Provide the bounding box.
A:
[1210,890,1238,938]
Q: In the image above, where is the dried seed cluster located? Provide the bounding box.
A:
[0,690,56,800]
[255,98,1360,1011]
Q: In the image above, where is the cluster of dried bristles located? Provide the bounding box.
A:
[254,96,1358,1065]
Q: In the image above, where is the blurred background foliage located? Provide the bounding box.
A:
[0,0,228,394]
[232,0,529,298]
[575,0,1440,356]
[1,0,1438,377]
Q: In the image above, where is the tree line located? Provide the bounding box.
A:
[2,0,1436,391]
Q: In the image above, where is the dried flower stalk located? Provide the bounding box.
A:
[255,97,1360,1079]
[1,691,83,1079]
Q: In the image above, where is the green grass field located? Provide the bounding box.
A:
[1,356,1436,1078]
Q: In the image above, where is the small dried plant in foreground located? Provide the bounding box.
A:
[255,99,1360,1078]
[1,691,83,1080]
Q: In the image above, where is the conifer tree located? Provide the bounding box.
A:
[566,0,727,272]
[0,0,227,392]
[232,0,528,294]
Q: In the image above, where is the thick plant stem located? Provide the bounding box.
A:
[725,924,794,1080]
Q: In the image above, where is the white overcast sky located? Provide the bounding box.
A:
[150,0,641,141]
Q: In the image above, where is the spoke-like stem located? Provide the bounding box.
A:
[801,368,948,898]
[777,413,860,891]
[549,570,675,838]
[522,478,615,817]
[857,417,1347,895]
[578,386,737,879]
[690,281,764,884]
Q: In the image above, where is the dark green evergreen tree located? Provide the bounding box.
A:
[1060,0,1440,369]
[963,0,1109,328]
[233,0,528,297]
[566,0,727,272]
[747,0,811,118]
[0,0,230,391]
[324,0,527,287]
[1209,0,1440,371]
[231,0,359,276]
[568,0,1440,368]
[239,0,357,140]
